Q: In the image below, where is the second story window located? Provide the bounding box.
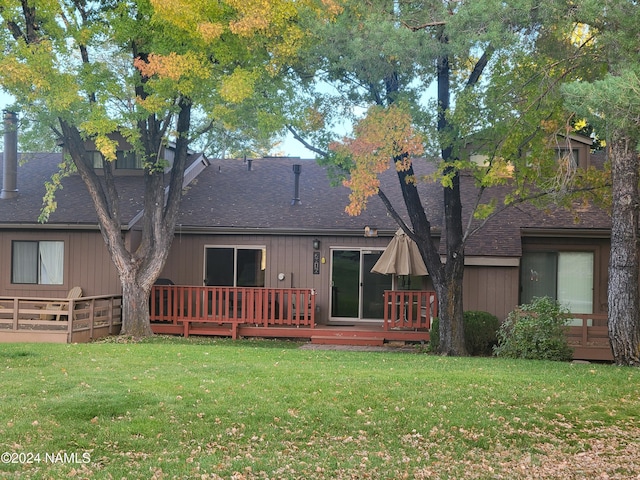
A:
[87,150,143,170]
[115,151,143,169]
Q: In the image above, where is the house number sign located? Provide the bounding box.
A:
[313,252,320,275]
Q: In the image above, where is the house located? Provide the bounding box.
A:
[0,109,615,357]
[0,111,207,300]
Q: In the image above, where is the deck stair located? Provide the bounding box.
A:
[311,333,385,347]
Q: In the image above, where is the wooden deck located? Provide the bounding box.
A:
[0,294,122,343]
[150,286,434,346]
[0,286,615,361]
[150,285,614,360]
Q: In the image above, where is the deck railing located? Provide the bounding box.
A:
[150,285,316,338]
[565,313,612,361]
[0,294,123,343]
[383,290,437,331]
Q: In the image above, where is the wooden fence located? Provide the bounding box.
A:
[0,294,122,343]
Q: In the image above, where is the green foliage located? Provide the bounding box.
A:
[38,155,77,223]
[494,297,573,361]
[430,310,500,356]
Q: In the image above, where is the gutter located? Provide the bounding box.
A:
[0,223,101,230]
[520,228,611,239]
[171,225,441,238]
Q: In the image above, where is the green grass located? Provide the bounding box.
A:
[0,337,639,479]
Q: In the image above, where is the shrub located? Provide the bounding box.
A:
[430,311,500,356]
[493,297,573,361]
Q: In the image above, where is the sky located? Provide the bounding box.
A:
[0,91,334,159]
[272,131,321,159]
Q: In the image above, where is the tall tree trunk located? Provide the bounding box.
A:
[435,39,467,356]
[58,100,192,339]
[608,134,640,366]
[120,275,154,337]
[435,261,466,355]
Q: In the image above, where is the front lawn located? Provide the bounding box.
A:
[0,337,638,479]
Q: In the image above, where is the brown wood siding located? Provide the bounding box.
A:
[463,266,520,321]
[159,233,392,324]
[0,230,120,298]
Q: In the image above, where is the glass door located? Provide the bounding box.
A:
[362,251,390,319]
[330,249,391,321]
[330,250,360,319]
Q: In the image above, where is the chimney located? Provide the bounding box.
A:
[291,164,301,205]
[247,158,252,171]
[1,110,18,199]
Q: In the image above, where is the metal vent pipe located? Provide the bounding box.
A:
[291,164,301,205]
[1,110,18,199]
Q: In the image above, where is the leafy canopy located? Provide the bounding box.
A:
[0,0,340,158]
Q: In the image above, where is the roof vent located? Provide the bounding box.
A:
[291,164,301,205]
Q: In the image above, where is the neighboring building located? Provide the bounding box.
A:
[0,113,612,326]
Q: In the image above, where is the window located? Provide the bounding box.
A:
[520,251,593,314]
[205,247,266,287]
[12,240,64,285]
[556,148,579,166]
[115,150,143,169]
[87,150,143,170]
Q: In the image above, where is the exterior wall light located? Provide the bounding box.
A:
[312,239,320,250]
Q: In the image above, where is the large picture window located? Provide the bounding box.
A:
[205,247,266,287]
[12,240,64,285]
[520,251,593,314]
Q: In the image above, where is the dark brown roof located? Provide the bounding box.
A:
[0,152,146,225]
[0,152,611,257]
[177,157,404,232]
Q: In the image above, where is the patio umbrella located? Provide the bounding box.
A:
[371,229,428,276]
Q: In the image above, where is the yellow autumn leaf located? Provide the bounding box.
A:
[219,68,258,103]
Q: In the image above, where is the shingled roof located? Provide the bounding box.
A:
[176,157,404,233]
[0,152,611,257]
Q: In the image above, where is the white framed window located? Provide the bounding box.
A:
[12,240,64,285]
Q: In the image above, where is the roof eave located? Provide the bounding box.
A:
[521,227,611,239]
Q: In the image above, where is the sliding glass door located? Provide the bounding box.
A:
[330,249,391,321]
[521,251,594,314]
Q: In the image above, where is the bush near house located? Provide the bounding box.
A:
[430,311,500,356]
[494,296,573,361]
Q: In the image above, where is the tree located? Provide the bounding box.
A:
[565,73,640,366]
[289,0,591,355]
[0,0,335,337]
[559,0,640,366]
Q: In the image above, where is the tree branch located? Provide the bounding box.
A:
[467,47,493,88]
[401,20,447,32]
[286,125,329,158]
[464,182,611,241]
[376,188,412,237]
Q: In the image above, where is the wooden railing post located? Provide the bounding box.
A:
[581,315,589,347]
[12,298,19,331]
